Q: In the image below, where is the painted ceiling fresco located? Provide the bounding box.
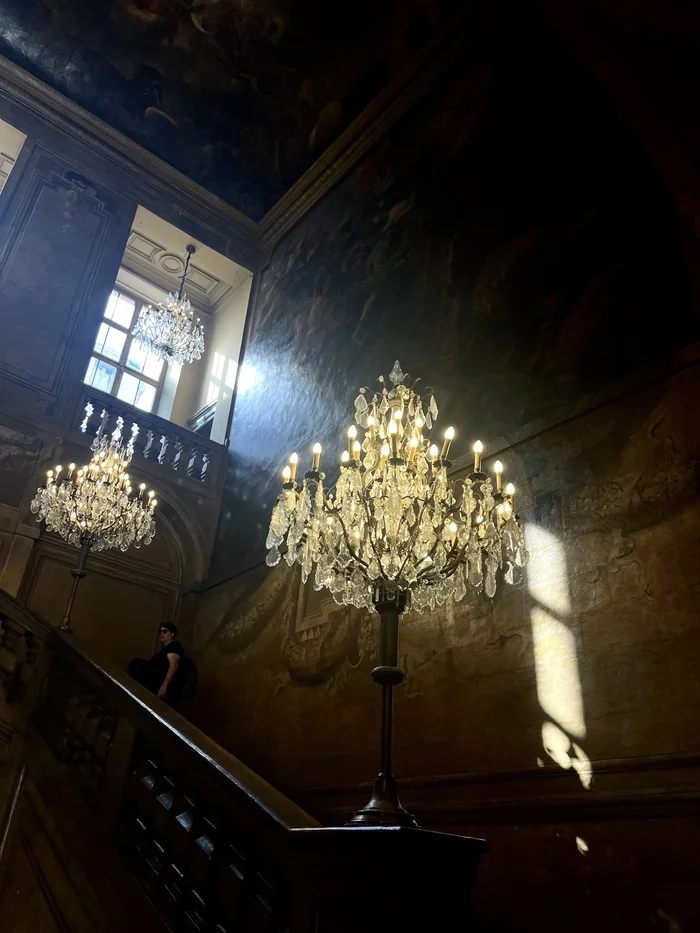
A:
[0,0,459,220]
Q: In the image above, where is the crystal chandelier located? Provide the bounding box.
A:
[132,244,205,365]
[266,361,528,826]
[31,415,158,631]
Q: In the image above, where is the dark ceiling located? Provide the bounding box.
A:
[0,0,459,220]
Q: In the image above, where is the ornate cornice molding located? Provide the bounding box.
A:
[257,0,489,254]
[0,55,260,271]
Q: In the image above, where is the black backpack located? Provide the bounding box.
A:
[178,656,198,700]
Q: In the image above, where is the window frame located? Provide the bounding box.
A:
[84,288,167,413]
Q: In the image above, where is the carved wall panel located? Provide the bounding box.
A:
[0,148,132,413]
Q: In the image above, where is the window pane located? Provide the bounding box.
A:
[126,339,163,381]
[134,381,156,412]
[104,291,119,320]
[116,372,139,405]
[84,357,117,393]
[143,351,164,381]
[207,382,220,404]
[126,339,147,373]
[105,292,135,329]
[94,324,126,361]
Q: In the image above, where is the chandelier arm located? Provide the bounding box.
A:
[394,481,438,582]
[329,507,371,571]
[361,494,389,580]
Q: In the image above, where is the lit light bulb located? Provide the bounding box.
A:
[506,482,515,496]
[341,450,350,463]
[494,459,504,492]
[441,426,455,459]
[348,425,357,441]
[381,443,390,459]
[387,420,398,435]
[473,440,483,471]
[289,452,299,481]
[282,465,292,482]
[353,440,362,462]
[408,436,419,462]
[312,443,322,471]
[429,444,439,463]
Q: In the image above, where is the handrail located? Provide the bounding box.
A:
[24,606,487,931]
[51,631,317,834]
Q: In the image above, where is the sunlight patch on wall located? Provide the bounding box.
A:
[525,523,591,788]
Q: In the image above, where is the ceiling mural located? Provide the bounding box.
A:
[0,0,459,220]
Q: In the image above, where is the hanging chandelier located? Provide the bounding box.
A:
[31,416,158,630]
[266,360,528,826]
[132,244,205,365]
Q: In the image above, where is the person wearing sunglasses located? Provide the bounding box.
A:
[127,621,185,706]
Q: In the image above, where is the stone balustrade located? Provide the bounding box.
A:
[75,387,225,493]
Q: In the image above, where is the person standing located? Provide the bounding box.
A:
[127,622,185,706]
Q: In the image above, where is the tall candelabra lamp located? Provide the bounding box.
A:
[266,362,528,826]
[30,416,158,632]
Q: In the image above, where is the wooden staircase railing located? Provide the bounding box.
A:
[0,590,487,931]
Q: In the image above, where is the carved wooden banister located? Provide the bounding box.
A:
[29,632,487,932]
[0,589,51,716]
[75,386,224,491]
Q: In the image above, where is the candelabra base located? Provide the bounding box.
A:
[346,774,418,827]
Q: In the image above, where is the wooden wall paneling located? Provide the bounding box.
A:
[20,540,181,672]
[0,143,136,427]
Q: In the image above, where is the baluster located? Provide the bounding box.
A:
[79,400,95,434]
[200,452,210,484]
[172,441,183,472]
[143,430,155,460]
[186,446,199,478]
[158,435,170,467]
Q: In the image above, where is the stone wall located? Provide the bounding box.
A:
[190,7,700,930]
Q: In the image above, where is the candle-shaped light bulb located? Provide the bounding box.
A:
[139,482,146,499]
[387,418,398,456]
[505,482,515,496]
[68,463,76,478]
[55,465,62,477]
[408,436,419,462]
[341,450,350,464]
[348,425,357,441]
[441,426,455,459]
[449,521,458,540]
[148,489,155,499]
[429,443,439,463]
[312,443,322,471]
[415,416,424,431]
[150,498,158,510]
[380,442,391,461]
[494,459,504,492]
[282,465,292,483]
[289,452,299,481]
[473,440,483,472]
[46,470,54,484]
[352,440,362,462]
